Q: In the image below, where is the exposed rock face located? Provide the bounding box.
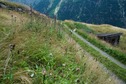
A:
[10,0,126,28]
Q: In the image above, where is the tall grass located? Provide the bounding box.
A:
[0,9,86,83]
[65,22,126,65]
[0,5,120,84]
[67,29,126,82]
[63,21,126,82]
[77,30,126,65]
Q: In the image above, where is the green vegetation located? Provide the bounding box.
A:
[0,4,117,83]
[64,21,126,65]
[0,8,85,83]
[70,33,126,82]
[74,23,95,33]
[77,30,126,64]
[63,22,126,82]
[87,24,126,53]
[0,0,28,10]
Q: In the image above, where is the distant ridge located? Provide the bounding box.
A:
[9,0,126,28]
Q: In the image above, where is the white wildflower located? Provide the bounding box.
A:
[49,53,53,57]
[76,68,80,72]
[73,28,77,32]
[62,64,66,67]
[30,73,34,78]
[42,68,47,75]
[49,73,52,76]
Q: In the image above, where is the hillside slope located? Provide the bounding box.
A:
[10,0,41,6]
[0,1,121,84]
[63,19,126,77]
[10,0,126,28]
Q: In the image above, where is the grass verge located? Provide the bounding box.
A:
[65,21,126,65]
[66,29,126,82]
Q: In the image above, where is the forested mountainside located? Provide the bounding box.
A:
[10,0,126,28]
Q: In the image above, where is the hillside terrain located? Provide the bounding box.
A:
[0,1,126,84]
[85,23,126,53]
[10,0,41,6]
[0,1,123,84]
[10,0,126,28]
[63,20,126,82]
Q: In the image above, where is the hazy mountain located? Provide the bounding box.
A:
[9,0,126,28]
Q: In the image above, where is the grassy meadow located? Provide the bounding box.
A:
[63,20,126,82]
[0,2,120,84]
[86,24,126,53]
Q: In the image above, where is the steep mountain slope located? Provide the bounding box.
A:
[9,0,126,28]
[33,0,61,17]
[1,1,121,84]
